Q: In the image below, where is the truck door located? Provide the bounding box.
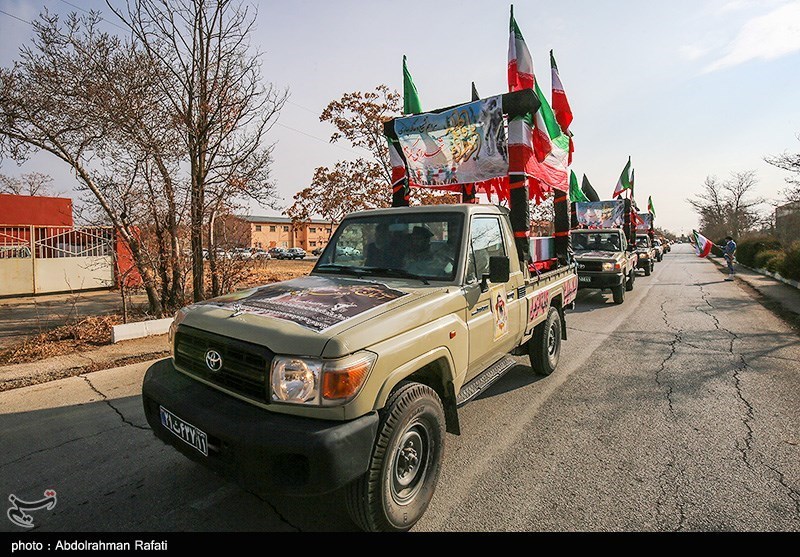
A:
[464,215,521,379]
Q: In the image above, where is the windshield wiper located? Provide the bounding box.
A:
[314,264,367,278]
[361,267,430,285]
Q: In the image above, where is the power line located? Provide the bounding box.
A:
[0,9,32,25]
[275,122,368,156]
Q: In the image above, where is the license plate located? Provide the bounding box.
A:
[159,406,208,456]
[578,276,592,283]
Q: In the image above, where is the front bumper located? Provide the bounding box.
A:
[577,271,624,289]
[141,358,379,496]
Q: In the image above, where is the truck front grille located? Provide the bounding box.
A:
[174,325,273,403]
[577,261,603,272]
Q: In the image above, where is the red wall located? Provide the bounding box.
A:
[0,194,73,226]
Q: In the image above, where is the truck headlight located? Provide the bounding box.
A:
[270,351,377,406]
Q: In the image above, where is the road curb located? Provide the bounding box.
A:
[112,317,173,343]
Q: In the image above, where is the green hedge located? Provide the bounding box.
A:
[753,249,785,273]
[735,234,782,267]
[778,242,800,282]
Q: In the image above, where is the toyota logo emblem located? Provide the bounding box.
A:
[205,349,223,372]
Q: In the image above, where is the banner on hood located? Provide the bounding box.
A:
[210,276,408,332]
[394,95,508,187]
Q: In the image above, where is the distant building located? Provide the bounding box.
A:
[216,215,337,251]
[775,201,800,245]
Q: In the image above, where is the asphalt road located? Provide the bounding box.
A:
[1,244,798,533]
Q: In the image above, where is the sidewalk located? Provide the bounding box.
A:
[710,255,800,330]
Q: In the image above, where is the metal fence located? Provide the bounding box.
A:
[0,225,116,296]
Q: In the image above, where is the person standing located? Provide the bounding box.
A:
[720,235,737,281]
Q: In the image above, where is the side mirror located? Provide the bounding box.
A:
[481,256,510,292]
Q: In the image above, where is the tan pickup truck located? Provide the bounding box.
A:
[142,203,578,532]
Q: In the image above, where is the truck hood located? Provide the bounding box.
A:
[180,275,461,358]
[574,250,620,260]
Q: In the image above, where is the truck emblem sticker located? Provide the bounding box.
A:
[205,350,223,371]
[209,276,408,333]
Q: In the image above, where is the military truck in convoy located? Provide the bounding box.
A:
[569,199,638,304]
[141,89,580,532]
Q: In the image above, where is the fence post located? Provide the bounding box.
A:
[30,224,36,295]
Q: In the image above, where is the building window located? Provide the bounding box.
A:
[255,225,261,232]
[310,241,316,247]
[270,226,276,232]
[283,226,289,232]
[309,227,316,233]
[281,241,287,247]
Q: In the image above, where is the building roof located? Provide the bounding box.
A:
[237,215,334,225]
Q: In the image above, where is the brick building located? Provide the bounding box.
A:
[216,215,337,252]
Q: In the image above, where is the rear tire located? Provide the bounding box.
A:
[345,381,445,532]
[612,284,625,304]
[528,307,562,376]
[644,262,651,276]
[625,270,635,291]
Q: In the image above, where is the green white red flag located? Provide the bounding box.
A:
[403,55,422,115]
[613,157,632,198]
[693,230,713,258]
[569,170,587,203]
[648,196,656,219]
[550,49,574,164]
[507,7,569,196]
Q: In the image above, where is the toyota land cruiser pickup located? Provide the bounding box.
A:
[571,228,637,304]
[141,203,578,532]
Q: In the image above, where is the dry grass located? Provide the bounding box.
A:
[0,314,125,365]
[239,258,315,288]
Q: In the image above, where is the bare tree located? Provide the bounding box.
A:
[688,171,765,239]
[765,134,800,203]
[0,172,58,196]
[0,11,168,315]
[109,0,288,302]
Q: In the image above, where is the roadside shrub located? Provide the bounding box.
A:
[735,234,781,267]
[778,241,800,282]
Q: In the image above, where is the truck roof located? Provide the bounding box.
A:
[345,204,510,219]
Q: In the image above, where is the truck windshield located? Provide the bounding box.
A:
[636,236,650,248]
[314,213,464,282]
[571,231,621,252]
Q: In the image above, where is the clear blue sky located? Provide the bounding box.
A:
[1,0,799,236]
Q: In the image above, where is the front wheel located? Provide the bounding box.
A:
[345,381,445,532]
[528,306,562,376]
[625,270,635,292]
[612,284,625,304]
[644,262,651,276]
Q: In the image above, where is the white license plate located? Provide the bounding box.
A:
[160,406,208,456]
[578,276,592,283]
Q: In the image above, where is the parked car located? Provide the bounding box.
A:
[282,247,306,259]
[232,247,255,260]
[268,247,287,259]
[311,247,324,256]
[251,248,271,260]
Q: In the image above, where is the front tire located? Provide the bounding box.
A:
[345,381,445,532]
[612,284,625,304]
[644,262,651,276]
[625,270,635,292]
[528,306,562,376]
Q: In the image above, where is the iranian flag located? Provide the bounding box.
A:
[507,7,569,194]
[648,196,656,219]
[403,55,422,115]
[550,49,574,164]
[613,157,632,198]
[693,230,713,258]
